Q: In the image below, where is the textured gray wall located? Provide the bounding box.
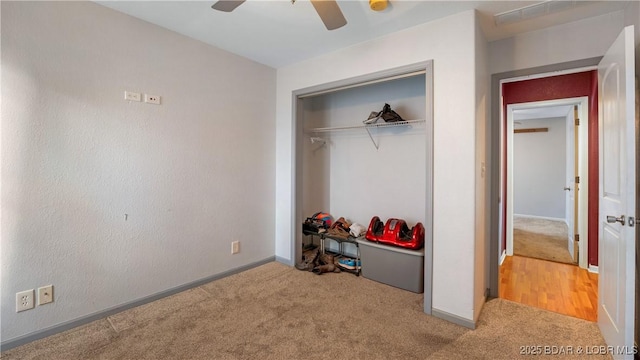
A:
[1,1,276,342]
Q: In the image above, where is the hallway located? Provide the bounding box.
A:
[499,255,598,321]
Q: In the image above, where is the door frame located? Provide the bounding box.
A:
[488,57,602,298]
[505,97,589,268]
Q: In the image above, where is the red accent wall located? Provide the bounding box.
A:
[501,70,599,266]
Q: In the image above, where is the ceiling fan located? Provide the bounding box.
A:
[211,0,385,31]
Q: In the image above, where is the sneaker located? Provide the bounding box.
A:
[337,258,353,269]
[363,111,380,124]
[338,258,361,270]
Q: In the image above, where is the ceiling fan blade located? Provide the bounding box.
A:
[310,0,347,31]
[211,0,246,12]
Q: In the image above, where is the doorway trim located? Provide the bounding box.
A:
[505,97,589,268]
[489,57,602,298]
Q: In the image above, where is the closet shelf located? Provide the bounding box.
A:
[305,119,425,134]
[305,119,425,150]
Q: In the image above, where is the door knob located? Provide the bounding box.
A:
[606,215,625,225]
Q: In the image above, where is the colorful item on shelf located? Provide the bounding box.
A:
[314,212,334,227]
[365,216,425,250]
[303,212,334,233]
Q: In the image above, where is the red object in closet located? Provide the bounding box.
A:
[365,216,424,250]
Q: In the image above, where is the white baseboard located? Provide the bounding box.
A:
[513,214,566,222]
[588,265,599,274]
[499,250,507,265]
[432,308,476,330]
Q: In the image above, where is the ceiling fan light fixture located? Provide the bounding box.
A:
[369,0,387,12]
[212,0,347,31]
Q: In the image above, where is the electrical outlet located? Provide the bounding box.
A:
[231,241,240,254]
[38,285,54,305]
[144,94,161,105]
[16,289,35,312]
[124,91,141,102]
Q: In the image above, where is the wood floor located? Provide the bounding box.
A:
[499,255,598,322]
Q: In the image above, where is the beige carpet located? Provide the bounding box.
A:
[514,217,575,265]
[2,262,610,359]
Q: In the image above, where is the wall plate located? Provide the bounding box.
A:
[124,91,141,102]
[16,289,35,312]
[38,285,54,305]
[145,94,161,105]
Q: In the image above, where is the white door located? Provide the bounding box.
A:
[598,25,636,358]
[565,108,576,260]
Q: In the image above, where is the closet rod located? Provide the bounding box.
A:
[298,70,426,99]
[306,119,425,133]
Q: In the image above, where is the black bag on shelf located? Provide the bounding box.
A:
[303,218,324,233]
[380,103,404,123]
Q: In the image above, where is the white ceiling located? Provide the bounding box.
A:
[95,1,630,68]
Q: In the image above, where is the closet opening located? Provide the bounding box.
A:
[291,61,435,314]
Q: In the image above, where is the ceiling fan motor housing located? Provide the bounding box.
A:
[369,0,387,11]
